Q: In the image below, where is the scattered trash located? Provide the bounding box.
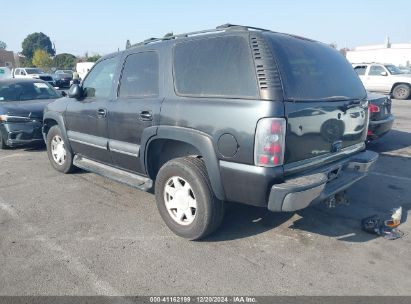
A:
[361,207,404,240]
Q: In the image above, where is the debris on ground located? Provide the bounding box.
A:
[361,207,404,240]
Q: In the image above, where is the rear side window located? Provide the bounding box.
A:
[369,65,386,76]
[354,65,367,76]
[118,52,159,98]
[173,36,259,98]
[264,33,366,101]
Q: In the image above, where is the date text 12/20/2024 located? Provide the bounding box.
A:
[149,296,257,303]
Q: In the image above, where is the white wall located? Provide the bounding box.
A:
[346,44,411,67]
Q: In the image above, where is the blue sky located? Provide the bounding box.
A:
[2,0,410,56]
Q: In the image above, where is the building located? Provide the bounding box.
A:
[346,37,411,67]
[0,49,16,68]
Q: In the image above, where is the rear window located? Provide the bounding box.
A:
[264,33,366,101]
[173,36,259,98]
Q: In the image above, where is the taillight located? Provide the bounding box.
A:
[254,118,286,167]
[368,103,380,113]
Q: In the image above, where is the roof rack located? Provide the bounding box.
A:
[131,24,273,47]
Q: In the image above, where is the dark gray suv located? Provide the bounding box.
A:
[43,24,378,240]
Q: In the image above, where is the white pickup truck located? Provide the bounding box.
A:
[353,63,411,100]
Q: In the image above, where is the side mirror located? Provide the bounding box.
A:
[61,91,67,97]
[68,84,82,99]
[380,71,388,76]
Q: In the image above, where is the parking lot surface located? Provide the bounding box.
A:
[0,100,410,296]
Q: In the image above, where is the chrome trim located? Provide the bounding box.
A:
[110,148,138,157]
[284,142,365,175]
[68,138,107,150]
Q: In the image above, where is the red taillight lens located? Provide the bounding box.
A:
[368,103,380,113]
[255,118,286,167]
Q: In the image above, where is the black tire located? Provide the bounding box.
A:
[155,157,224,240]
[46,125,75,173]
[392,84,411,100]
[0,129,8,149]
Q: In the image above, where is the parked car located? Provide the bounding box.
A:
[0,78,63,149]
[367,92,394,141]
[12,68,55,87]
[0,67,11,79]
[55,70,73,76]
[43,24,377,240]
[352,63,411,100]
[53,72,72,88]
[398,66,411,74]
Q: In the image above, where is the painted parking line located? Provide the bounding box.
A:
[0,196,122,296]
[369,171,411,182]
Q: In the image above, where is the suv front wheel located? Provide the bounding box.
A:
[46,125,75,173]
[155,157,224,240]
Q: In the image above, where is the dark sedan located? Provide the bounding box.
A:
[367,92,395,141]
[53,72,73,88]
[0,79,62,149]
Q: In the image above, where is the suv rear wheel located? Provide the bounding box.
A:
[46,125,75,173]
[392,84,411,100]
[155,157,224,240]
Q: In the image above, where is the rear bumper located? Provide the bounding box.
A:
[267,150,378,212]
[0,122,44,147]
[367,114,394,140]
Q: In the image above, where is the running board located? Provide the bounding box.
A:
[73,155,153,191]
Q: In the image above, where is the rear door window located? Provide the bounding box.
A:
[354,65,367,75]
[173,36,259,98]
[264,33,366,101]
[369,65,386,76]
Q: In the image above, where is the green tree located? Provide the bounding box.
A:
[0,41,6,50]
[53,53,77,70]
[87,54,101,62]
[22,32,55,59]
[32,49,52,70]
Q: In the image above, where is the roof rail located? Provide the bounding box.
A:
[131,24,273,48]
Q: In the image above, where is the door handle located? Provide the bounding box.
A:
[139,110,152,121]
[97,108,107,118]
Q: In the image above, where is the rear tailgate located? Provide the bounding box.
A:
[263,32,368,165]
[285,100,368,163]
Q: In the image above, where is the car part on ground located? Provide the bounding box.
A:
[361,207,404,240]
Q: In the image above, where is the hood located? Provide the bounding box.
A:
[0,99,56,119]
[392,73,411,80]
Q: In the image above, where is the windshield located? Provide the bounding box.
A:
[25,68,44,75]
[385,65,403,75]
[264,33,366,101]
[0,81,60,101]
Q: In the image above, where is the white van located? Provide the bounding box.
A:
[0,67,11,79]
[76,62,95,80]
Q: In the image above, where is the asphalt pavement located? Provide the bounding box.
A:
[0,100,410,296]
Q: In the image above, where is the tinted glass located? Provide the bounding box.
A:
[354,66,367,76]
[118,52,159,98]
[174,36,258,98]
[385,65,402,75]
[369,65,386,76]
[83,57,118,98]
[0,81,60,101]
[264,33,366,100]
[25,68,43,74]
